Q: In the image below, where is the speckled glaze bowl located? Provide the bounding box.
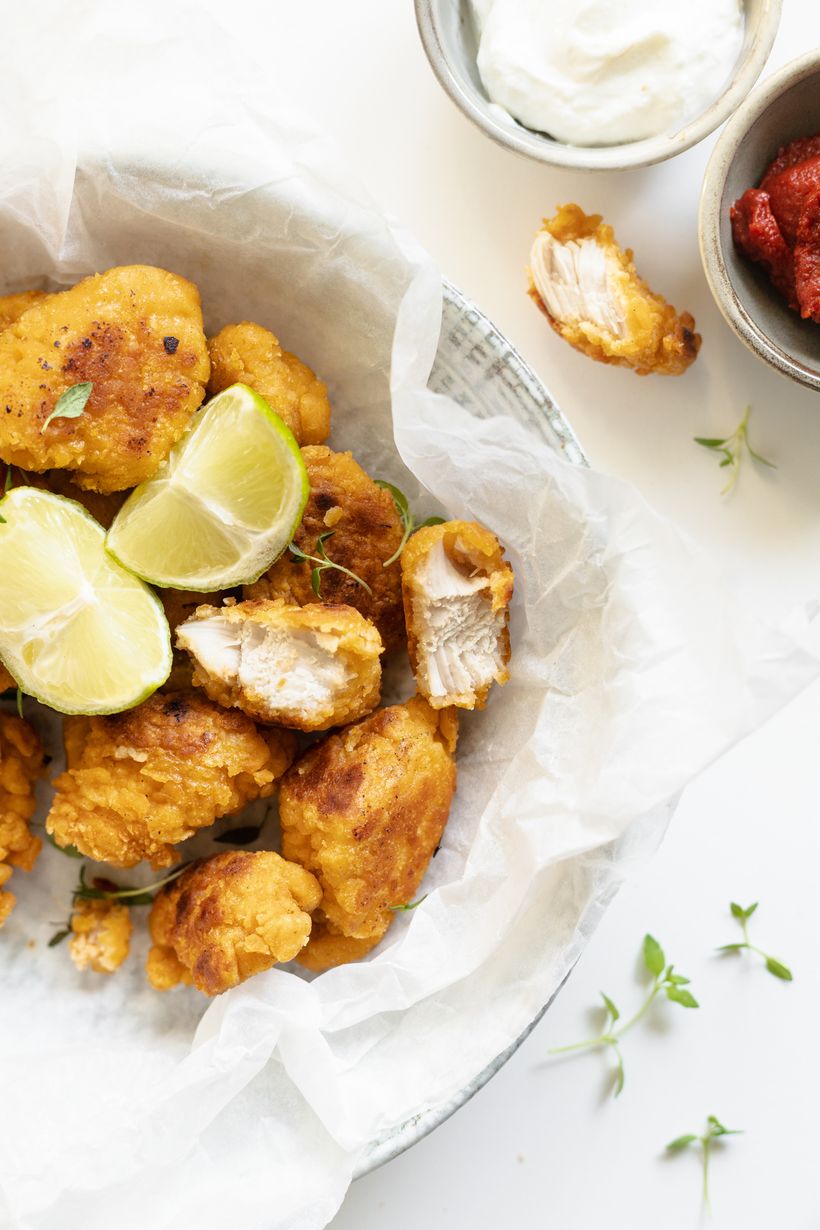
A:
[356,280,584,1177]
[415,0,782,171]
[700,51,820,393]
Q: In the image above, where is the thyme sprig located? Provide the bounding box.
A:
[694,406,775,495]
[717,901,793,981]
[41,381,93,433]
[288,531,372,599]
[375,480,444,567]
[666,1115,743,1210]
[47,863,188,947]
[389,894,428,912]
[548,934,698,1097]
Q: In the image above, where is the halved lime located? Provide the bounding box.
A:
[0,488,171,714]
[106,384,309,590]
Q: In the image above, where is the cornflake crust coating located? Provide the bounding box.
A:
[402,520,513,711]
[69,899,132,974]
[146,850,322,995]
[280,696,458,971]
[245,446,406,651]
[528,204,701,376]
[0,290,51,332]
[177,599,383,732]
[0,713,45,928]
[208,322,331,446]
[0,265,210,492]
[47,692,296,870]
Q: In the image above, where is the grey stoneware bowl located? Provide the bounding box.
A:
[415,0,782,171]
[700,51,820,393]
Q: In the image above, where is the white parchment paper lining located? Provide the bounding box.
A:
[1,6,818,1228]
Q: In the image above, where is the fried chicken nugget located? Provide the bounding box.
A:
[0,713,45,927]
[245,446,406,650]
[146,850,322,995]
[528,204,701,376]
[158,586,232,692]
[0,664,14,693]
[280,696,458,972]
[177,598,383,731]
[68,899,132,974]
[0,265,210,492]
[47,692,296,869]
[208,322,330,445]
[0,290,50,332]
[402,521,513,710]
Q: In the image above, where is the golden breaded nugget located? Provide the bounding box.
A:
[146,850,322,995]
[177,599,383,731]
[0,290,50,332]
[246,446,405,650]
[47,692,296,869]
[0,713,45,927]
[529,204,701,376]
[402,520,513,710]
[208,322,330,445]
[0,265,209,492]
[68,899,132,974]
[280,696,457,969]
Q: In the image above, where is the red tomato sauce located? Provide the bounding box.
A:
[731,134,820,323]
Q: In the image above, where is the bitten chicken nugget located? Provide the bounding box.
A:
[528,204,701,376]
[245,446,406,650]
[158,586,232,692]
[0,265,210,492]
[0,290,50,332]
[146,850,322,995]
[177,598,383,731]
[47,692,296,869]
[0,713,45,927]
[280,697,458,971]
[402,520,513,710]
[208,322,331,445]
[68,899,132,974]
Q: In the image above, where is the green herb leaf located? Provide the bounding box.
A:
[375,478,445,567]
[666,973,691,985]
[694,437,727,449]
[373,479,409,518]
[213,824,263,846]
[716,943,746,953]
[48,928,71,948]
[612,1047,625,1097]
[695,406,775,496]
[3,467,12,493]
[643,934,665,977]
[730,902,745,920]
[600,992,620,1024]
[15,688,23,718]
[310,566,322,597]
[71,862,187,906]
[44,830,83,858]
[765,956,793,981]
[40,381,93,433]
[389,893,428,912]
[418,515,446,530]
[665,986,699,1009]
[666,1134,697,1151]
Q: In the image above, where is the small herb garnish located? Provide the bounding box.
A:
[44,829,83,859]
[288,531,372,599]
[548,934,698,1097]
[72,862,188,906]
[48,925,72,948]
[213,823,264,846]
[389,894,428,912]
[40,381,93,433]
[3,467,12,493]
[666,1115,743,1210]
[694,406,775,495]
[15,688,23,718]
[717,901,793,981]
[375,480,445,567]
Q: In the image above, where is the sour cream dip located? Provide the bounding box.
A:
[471,0,744,147]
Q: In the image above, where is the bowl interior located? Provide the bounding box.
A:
[718,68,820,380]
[423,0,776,170]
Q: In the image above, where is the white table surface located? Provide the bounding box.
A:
[222,2,819,1225]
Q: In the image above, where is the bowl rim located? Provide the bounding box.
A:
[414,0,783,171]
[699,48,820,394]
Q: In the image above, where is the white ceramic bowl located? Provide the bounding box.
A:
[415,0,782,171]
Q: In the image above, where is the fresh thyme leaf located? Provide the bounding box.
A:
[44,830,83,858]
[40,381,93,433]
[287,531,372,599]
[665,1115,743,1209]
[374,480,409,518]
[213,823,264,846]
[694,406,775,495]
[418,515,446,530]
[48,928,71,948]
[643,934,665,977]
[765,956,793,981]
[612,1046,625,1097]
[3,467,12,493]
[71,862,187,906]
[693,437,728,449]
[665,986,699,1008]
[716,942,746,953]
[375,479,445,567]
[666,1134,698,1151]
[666,972,690,985]
[15,688,23,718]
[718,900,793,981]
[600,992,620,1024]
[389,893,428,912]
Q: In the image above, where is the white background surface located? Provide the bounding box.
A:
[180,2,820,1226]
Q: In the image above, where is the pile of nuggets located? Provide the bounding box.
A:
[0,265,515,995]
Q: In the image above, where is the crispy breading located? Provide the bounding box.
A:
[528,204,701,376]
[177,599,383,731]
[158,586,232,692]
[146,850,322,995]
[245,446,406,650]
[0,713,45,927]
[0,291,50,332]
[0,265,210,492]
[68,899,132,974]
[208,322,331,445]
[47,692,296,869]
[402,520,513,710]
[280,697,457,969]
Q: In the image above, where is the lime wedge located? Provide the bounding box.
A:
[106,384,309,590]
[0,487,171,714]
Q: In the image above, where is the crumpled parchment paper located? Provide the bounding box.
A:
[1,5,819,1229]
